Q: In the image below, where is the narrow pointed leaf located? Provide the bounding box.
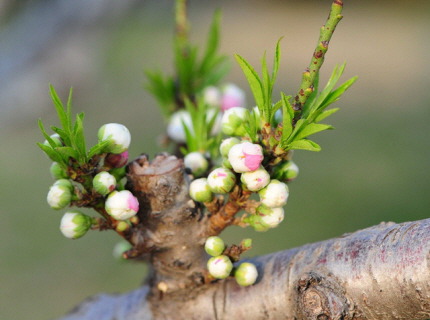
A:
[315,108,340,123]
[287,139,321,152]
[295,123,333,141]
[235,54,265,109]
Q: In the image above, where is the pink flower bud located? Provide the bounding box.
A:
[228,142,264,173]
[221,84,245,111]
[105,190,139,220]
[104,150,129,168]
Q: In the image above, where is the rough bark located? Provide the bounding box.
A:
[62,154,430,319]
[63,218,430,320]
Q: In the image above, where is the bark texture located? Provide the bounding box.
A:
[62,155,430,319]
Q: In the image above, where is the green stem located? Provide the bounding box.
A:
[293,0,344,116]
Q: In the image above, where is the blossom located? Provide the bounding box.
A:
[207,168,236,194]
[240,167,270,191]
[207,255,233,279]
[105,190,139,220]
[258,180,289,208]
[60,211,93,239]
[98,123,131,154]
[228,142,264,173]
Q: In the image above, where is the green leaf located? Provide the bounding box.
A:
[286,118,308,144]
[200,10,221,74]
[49,85,71,134]
[56,146,80,162]
[73,112,87,161]
[287,139,321,152]
[280,94,293,142]
[235,54,265,109]
[88,140,110,158]
[315,108,339,123]
[271,37,282,86]
[302,72,319,118]
[319,76,357,110]
[37,143,63,163]
[295,123,333,141]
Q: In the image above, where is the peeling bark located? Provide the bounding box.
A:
[62,154,430,319]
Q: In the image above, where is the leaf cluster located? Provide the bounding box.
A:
[146,11,229,118]
[37,85,109,166]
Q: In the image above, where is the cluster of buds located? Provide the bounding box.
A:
[205,236,258,286]
[45,123,140,240]
[166,84,245,143]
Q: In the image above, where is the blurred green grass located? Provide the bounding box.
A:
[1,1,430,319]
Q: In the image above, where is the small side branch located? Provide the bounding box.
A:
[293,0,344,116]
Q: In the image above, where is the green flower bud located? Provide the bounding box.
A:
[98,123,131,154]
[221,107,249,136]
[113,240,132,260]
[220,137,240,157]
[47,182,72,210]
[258,180,289,208]
[235,262,258,287]
[272,160,299,182]
[50,162,68,179]
[207,255,233,279]
[207,168,236,194]
[184,152,209,177]
[109,167,126,182]
[243,214,269,232]
[93,171,117,196]
[189,178,213,202]
[205,236,225,257]
[53,179,73,191]
[60,211,93,239]
[222,158,233,169]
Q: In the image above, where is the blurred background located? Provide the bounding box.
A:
[1,0,430,318]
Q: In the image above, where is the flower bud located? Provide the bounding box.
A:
[256,205,284,228]
[104,150,129,168]
[241,238,253,249]
[272,160,299,182]
[166,110,192,143]
[221,83,245,111]
[54,179,73,190]
[207,168,236,194]
[228,142,264,173]
[60,211,93,239]
[222,158,233,169]
[189,178,213,202]
[47,182,72,210]
[115,221,129,232]
[207,255,233,279]
[220,137,240,157]
[235,262,258,286]
[105,190,139,220]
[50,162,68,179]
[113,240,132,260]
[258,180,289,208]
[240,167,270,191]
[98,123,131,154]
[203,86,221,107]
[205,236,225,257]
[184,152,209,177]
[221,107,249,136]
[93,171,116,196]
[43,133,63,148]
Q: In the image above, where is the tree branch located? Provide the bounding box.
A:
[62,218,430,320]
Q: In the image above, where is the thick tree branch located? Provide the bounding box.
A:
[63,218,430,320]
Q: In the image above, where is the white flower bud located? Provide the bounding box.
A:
[206,108,223,136]
[207,255,233,279]
[258,180,289,208]
[219,137,240,157]
[105,190,139,220]
[205,236,225,257]
[256,205,284,228]
[166,110,192,143]
[207,168,236,194]
[203,86,221,107]
[272,160,299,182]
[60,211,93,239]
[112,240,132,260]
[240,167,270,191]
[221,107,249,136]
[235,262,258,286]
[228,142,264,173]
[189,178,213,202]
[184,152,209,177]
[221,83,245,111]
[93,171,117,196]
[98,123,131,154]
[47,182,72,210]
